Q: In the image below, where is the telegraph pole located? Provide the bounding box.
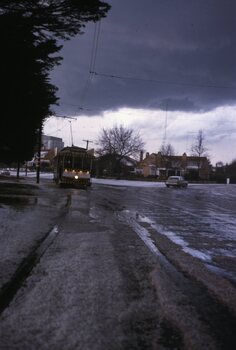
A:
[162,101,168,147]
[83,139,93,150]
[36,121,42,184]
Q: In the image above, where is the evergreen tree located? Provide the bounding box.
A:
[0,0,110,163]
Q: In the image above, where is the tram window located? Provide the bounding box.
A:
[73,157,83,169]
[63,156,72,168]
[73,156,91,171]
[83,158,92,170]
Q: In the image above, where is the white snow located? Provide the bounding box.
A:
[118,210,164,259]
[8,172,165,186]
[122,211,213,262]
[91,178,164,187]
[9,171,53,179]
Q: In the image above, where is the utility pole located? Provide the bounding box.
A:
[162,101,168,147]
[36,121,42,184]
[83,139,93,150]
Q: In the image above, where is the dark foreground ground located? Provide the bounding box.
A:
[0,176,235,350]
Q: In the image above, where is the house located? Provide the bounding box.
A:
[138,152,211,180]
[27,135,64,170]
[95,154,137,177]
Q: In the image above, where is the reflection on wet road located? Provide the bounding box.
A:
[91,183,236,282]
[0,179,235,350]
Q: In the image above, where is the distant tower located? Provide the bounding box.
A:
[162,101,168,147]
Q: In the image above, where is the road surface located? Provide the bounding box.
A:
[0,177,235,349]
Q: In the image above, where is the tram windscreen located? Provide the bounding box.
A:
[73,155,91,171]
[63,155,73,169]
[59,152,92,171]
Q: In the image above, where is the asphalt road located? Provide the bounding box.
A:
[0,178,235,350]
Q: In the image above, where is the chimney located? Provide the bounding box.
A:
[146,152,149,158]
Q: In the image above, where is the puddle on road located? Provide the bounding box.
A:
[0,196,38,210]
[121,210,213,263]
[0,182,38,195]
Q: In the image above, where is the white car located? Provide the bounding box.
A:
[165,176,188,188]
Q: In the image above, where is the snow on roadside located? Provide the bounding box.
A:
[8,172,164,187]
[91,178,164,187]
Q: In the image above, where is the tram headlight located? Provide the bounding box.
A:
[74,175,79,180]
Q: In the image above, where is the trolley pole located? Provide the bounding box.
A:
[69,121,74,146]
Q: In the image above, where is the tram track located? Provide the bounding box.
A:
[117,209,236,350]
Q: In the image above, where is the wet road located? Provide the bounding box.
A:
[0,179,235,349]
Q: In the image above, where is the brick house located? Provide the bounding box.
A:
[138,152,211,180]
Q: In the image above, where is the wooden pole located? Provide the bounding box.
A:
[36,122,42,184]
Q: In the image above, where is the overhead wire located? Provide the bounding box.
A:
[90,71,236,91]
[89,20,101,73]
[79,21,101,109]
[59,99,236,116]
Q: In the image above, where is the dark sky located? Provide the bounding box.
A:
[51,0,236,117]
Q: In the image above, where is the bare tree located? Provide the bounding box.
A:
[191,130,208,158]
[97,125,144,159]
[159,143,175,156]
[96,125,144,176]
[191,130,209,179]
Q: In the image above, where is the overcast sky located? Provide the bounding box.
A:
[44,0,236,164]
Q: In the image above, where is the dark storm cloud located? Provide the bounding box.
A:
[51,0,236,116]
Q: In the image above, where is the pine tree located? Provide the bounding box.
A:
[0,0,110,163]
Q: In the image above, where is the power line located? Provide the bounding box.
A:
[89,21,101,73]
[59,102,103,113]
[90,71,236,91]
[79,21,102,108]
[58,100,236,118]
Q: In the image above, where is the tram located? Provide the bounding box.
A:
[53,146,94,188]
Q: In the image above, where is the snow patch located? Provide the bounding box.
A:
[118,210,162,258]
[92,178,164,187]
[123,210,212,262]
[147,218,212,262]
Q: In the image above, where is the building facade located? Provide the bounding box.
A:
[27,135,64,170]
[42,135,64,154]
[138,152,211,180]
